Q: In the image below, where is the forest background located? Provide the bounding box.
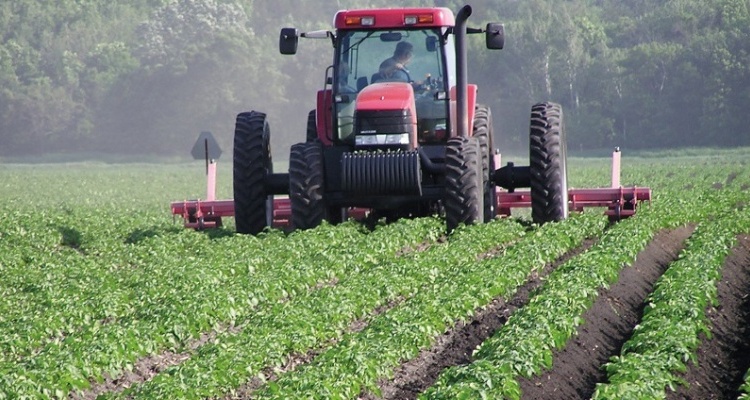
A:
[1,0,748,158]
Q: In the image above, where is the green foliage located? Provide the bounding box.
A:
[250,213,606,399]
[741,369,750,399]
[2,0,750,157]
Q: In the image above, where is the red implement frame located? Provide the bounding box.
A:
[495,148,650,221]
[171,149,649,229]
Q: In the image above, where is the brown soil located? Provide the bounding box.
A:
[363,226,694,400]
[72,326,239,400]
[363,237,600,400]
[517,225,695,399]
[73,228,750,400]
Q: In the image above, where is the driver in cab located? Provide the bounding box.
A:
[374,41,429,89]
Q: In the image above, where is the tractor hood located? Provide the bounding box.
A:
[356,82,416,113]
[353,82,418,150]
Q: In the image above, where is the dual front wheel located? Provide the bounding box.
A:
[444,102,568,230]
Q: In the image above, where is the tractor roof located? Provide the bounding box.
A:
[333,7,455,30]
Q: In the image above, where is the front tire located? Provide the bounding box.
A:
[444,136,483,232]
[289,140,327,230]
[233,111,273,234]
[474,104,495,222]
[529,102,568,224]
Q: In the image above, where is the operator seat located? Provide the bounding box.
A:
[357,76,368,91]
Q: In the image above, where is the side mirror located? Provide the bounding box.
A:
[485,23,504,50]
[280,28,299,55]
[426,36,438,52]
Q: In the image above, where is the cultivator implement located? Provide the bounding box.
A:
[171,148,649,229]
[496,148,651,222]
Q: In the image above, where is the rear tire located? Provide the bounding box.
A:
[474,104,495,222]
[306,109,317,142]
[289,140,327,230]
[529,102,568,224]
[444,136,483,232]
[233,111,273,234]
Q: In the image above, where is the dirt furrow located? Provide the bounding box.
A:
[72,233,440,399]
[71,279,342,399]
[363,237,600,400]
[666,234,750,400]
[517,225,694,399]
[70,324,241,400]
[223,296,407,400]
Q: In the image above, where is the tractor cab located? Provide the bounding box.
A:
[332,28,454,148]
[280,7,503,151]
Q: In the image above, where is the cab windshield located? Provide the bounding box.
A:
[334,28,448,144]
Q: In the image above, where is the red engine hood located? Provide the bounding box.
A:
[356,82,416,113]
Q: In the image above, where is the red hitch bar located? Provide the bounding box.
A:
[172,148,649,229]
[170,159,294,229]
[495,148,651,221]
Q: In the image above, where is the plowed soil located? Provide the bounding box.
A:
[78,229,750,400]
[666,234,750,400]
[517,226,695,399]
[368,227,750,400]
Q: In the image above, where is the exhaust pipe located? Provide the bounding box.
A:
[455,5,472,139]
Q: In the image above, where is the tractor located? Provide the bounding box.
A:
[172,5,650,233]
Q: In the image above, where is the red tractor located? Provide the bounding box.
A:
[173,5,650,233]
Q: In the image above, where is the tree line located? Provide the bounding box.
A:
[1,0,748,157]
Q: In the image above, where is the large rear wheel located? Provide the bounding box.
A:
[444,136,483,232]
[474,104,495,222]
[529,102,568,224]
[289,140,328,230]
[233,111,273,234]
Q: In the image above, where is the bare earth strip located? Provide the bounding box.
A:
[72,278,341,399]
[666,234,750,400]
[363,236,600,400]
[71,325,241,400]
[517,225,695,399]
[72,233,441,399]
[223,296,407,400]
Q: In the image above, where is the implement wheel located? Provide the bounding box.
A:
[529,102,568,224]
[474,104,495,222]
[289,140,327,230]
[233,111,273,234]
[444,136,483,232]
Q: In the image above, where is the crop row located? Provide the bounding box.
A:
[107,217,534,398]
[422,182,747,399]
[592,206,750,399]
[0,217,445,397]
[1,152,747,399]
[250,213,607,399]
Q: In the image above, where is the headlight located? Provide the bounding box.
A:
[355,133,410,146]
[355,135,379,146]
[385,133,410,145]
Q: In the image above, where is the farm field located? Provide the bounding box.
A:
[1,148,749,399]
